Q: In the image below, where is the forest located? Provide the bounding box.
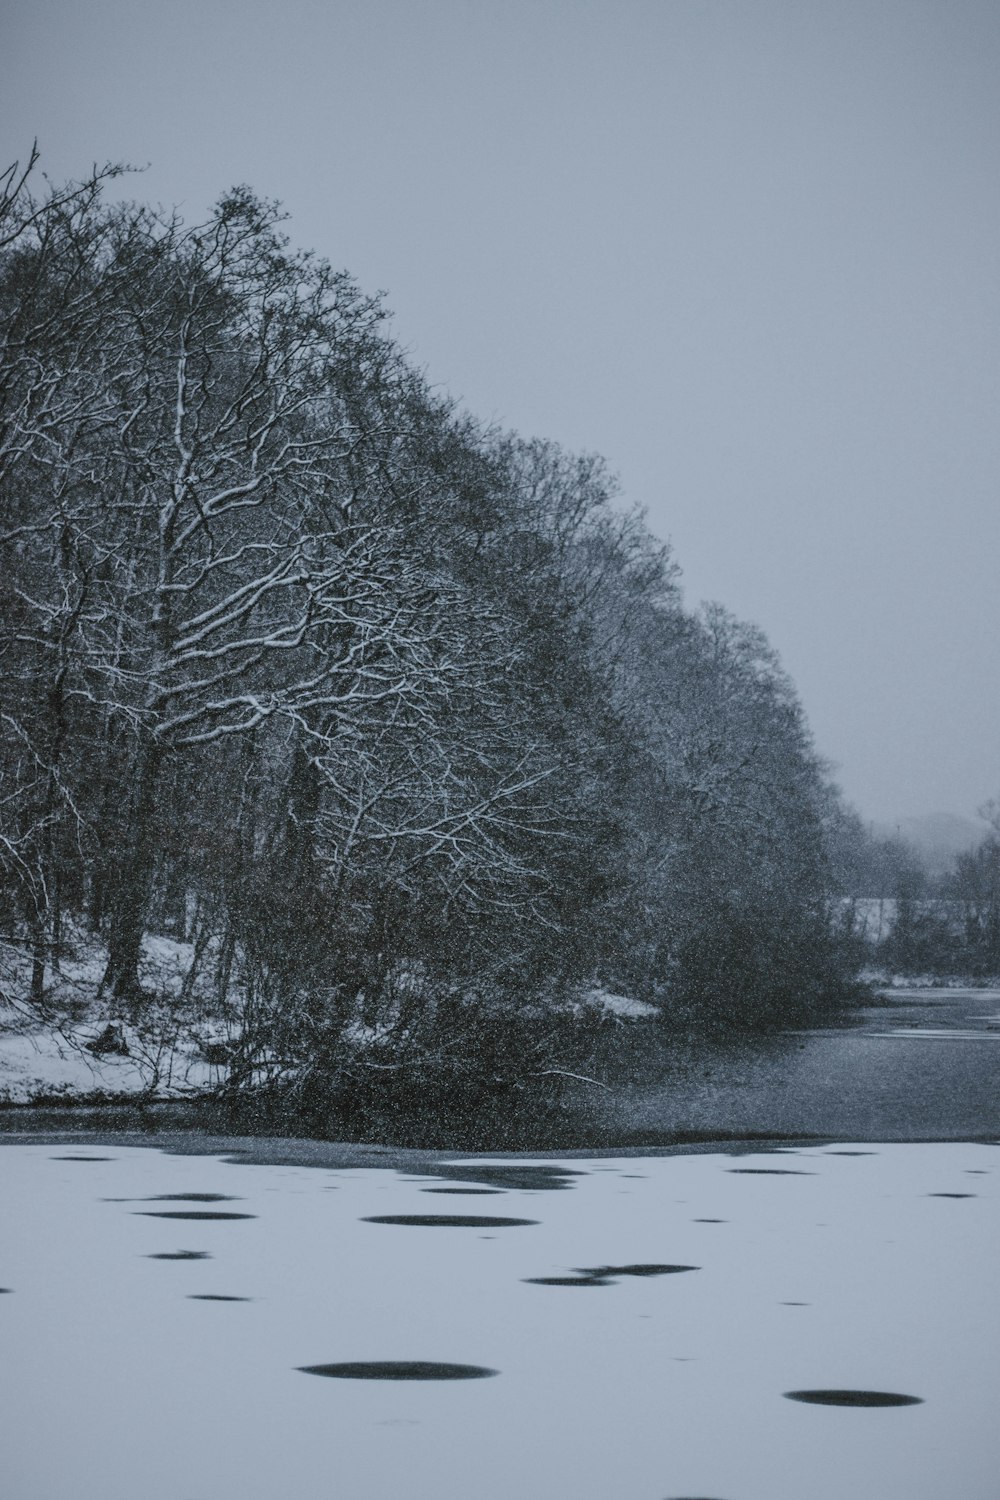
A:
[837,807,1000,980]
[0,153,890,1135]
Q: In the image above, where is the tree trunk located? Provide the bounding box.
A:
[105,741,163,1008]
[28,905,46,1007]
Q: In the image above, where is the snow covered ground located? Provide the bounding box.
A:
[0,933,658,1106]
[1,1140,997,1500]
[0,1023,218,1103]
[0,931,222,1104]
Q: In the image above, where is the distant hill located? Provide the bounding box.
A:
[874,812,986,877]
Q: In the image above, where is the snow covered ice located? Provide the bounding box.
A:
[1,1140,998,1500]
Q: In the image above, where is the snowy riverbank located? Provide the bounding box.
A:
[0,928,654,1110]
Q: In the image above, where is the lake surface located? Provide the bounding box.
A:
[581,987,1000,1144]
[1,1138,997,1500]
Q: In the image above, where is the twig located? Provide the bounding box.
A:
[534,1067,610,1090]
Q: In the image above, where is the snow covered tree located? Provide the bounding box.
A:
[1,152,862,1127]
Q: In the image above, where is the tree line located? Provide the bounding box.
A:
[0,153,862,1129]
[835,805,1000,979]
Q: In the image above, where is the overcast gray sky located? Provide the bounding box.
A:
[2,0,998,823]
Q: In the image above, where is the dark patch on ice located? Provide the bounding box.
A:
[363,1214,537,1228]
[965,1169,989,1174]
[523,1275,613,1287]
[780,1301,810,1305]
[727,1168,814,1175]
[147,1193,240,1202]
[298,1361,497,1380]
[0,1287,12,1293]
[416,1163,583,1192]
[693,1218,727,1223]
[584,1263,698,1278]
[147,1250,211,1260]
[188,1294,252,1301]
[51,1155,113,1161]
[110,1192,241,1203]
[927,1192,976,1198]
[784,1389,922,1407]
[421,1187,504,1195]
[135,1210,256,1220]
[825,1150,876,1156]
[525,1263,697,1286]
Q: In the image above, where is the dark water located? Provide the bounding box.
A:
[584,1262,697,1277]
[409,1164,584,1191]
[50,1155,114,1161]
[784,1390,923,1407]
[525,1263,698,1287]
[421,1187,504,1195]
[147,1250,211,1260]
[726,1168,814,1175]
[362,1214,538,1228]
[146,1193,239,1202]
[108,1193,241,1203]
[523,1275,614,1286]
[135,1210,255,1220]
[188,1294,251,1301]
[586,988,1000,1143]
[298,1361,497,1380]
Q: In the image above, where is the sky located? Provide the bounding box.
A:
[2,0,998,824]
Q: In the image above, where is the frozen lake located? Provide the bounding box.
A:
[2,1137,998,1500]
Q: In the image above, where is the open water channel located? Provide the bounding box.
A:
[582,985,1000,1143]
